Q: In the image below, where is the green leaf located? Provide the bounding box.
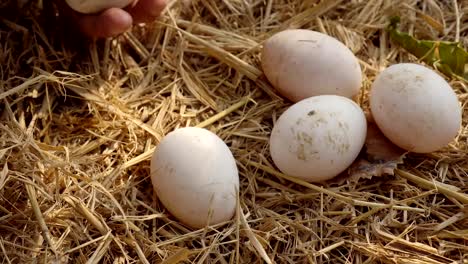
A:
[387,16,468,82]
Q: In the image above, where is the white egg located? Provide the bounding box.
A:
[369,63,462,153]
[261,29,362,102]
[269,95,367,182]
[65,0,134,14]
[150,127,239,229]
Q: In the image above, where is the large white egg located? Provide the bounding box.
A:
[150,127,239,229]
[261,29,362,102]
[269,95,367,182]
[65,0,134,14]
[369,63,462,153]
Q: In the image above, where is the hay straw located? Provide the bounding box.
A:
[250,161,426,212]
[239,205,273,264]
[1,0,468,263]
[396,169,468,204]
[25,183,57,255]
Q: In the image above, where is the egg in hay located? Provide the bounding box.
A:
[65,0,134,14]
[150,127,239,229]
[261,29,362,102]
[269,95,367,182]
[369,63,462,153]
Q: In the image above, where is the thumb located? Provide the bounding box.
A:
[76,8,133,38]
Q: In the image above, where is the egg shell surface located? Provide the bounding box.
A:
[150,127,239,229]
[261,29,362,102]
[269,95,367,182]
[369,63,462,153]
[65,0,134,14]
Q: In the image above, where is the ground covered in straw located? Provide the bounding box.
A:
[1,0,467,263]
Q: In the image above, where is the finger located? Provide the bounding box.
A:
[75,8,133,38]
[126,0,167,24]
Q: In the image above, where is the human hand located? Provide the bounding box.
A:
[62,0,166,38]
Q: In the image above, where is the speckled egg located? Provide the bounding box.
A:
[269,95,367,182]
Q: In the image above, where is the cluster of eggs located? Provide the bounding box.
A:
[149,29,462,229]
[65,1,462,229]
[262,29,462,183]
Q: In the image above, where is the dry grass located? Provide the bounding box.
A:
[1,0,468,263]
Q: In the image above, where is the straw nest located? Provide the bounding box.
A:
[1,0,467,263]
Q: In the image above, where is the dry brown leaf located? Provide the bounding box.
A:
[332,120,407,185]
